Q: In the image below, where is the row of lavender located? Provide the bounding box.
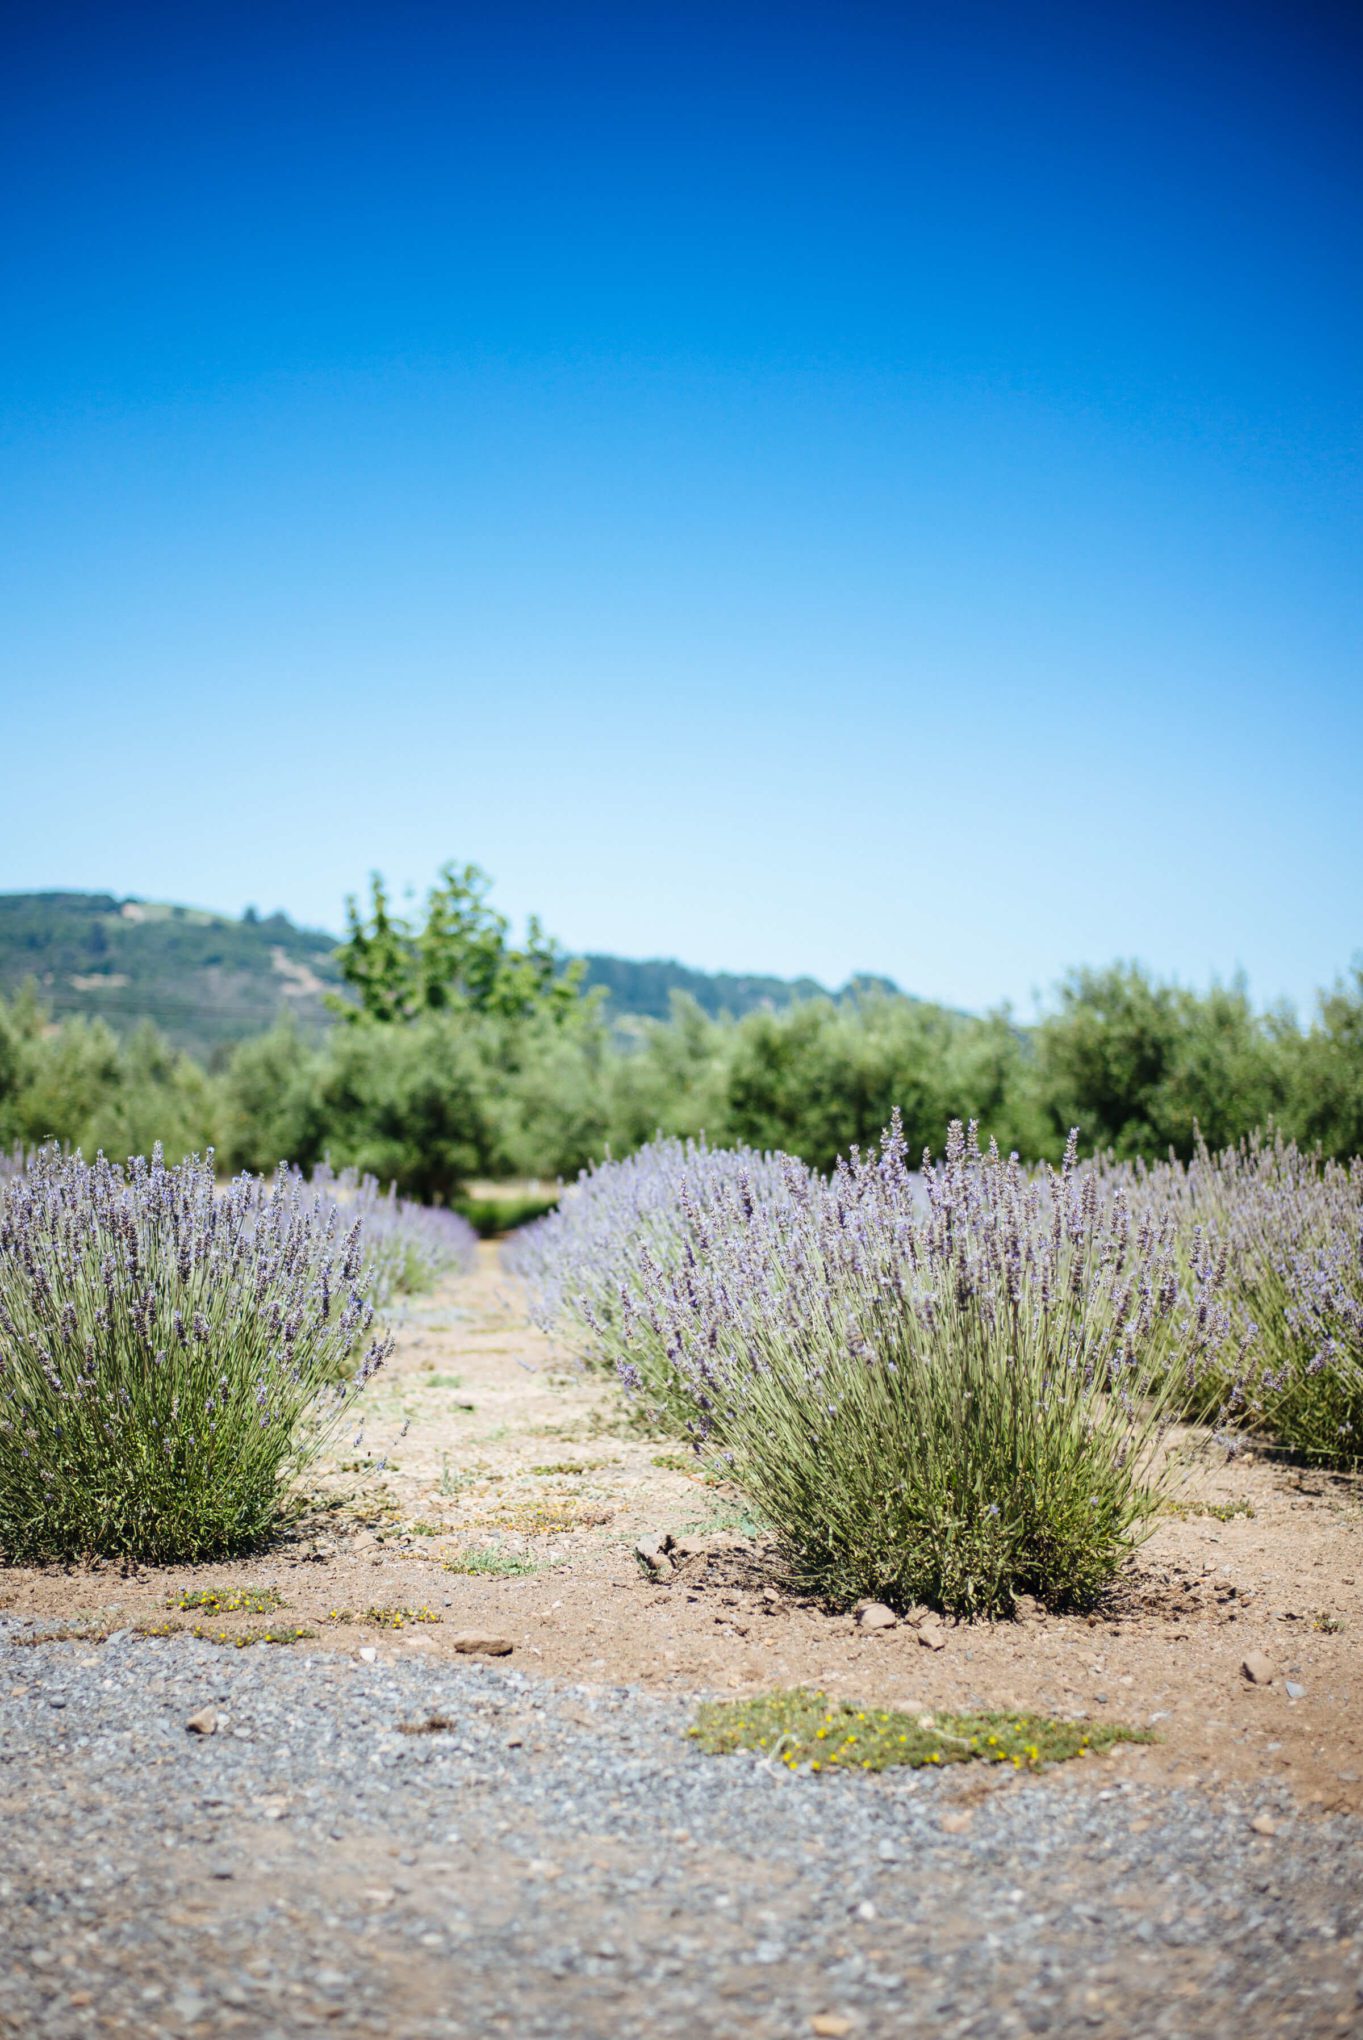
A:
[507,1123,1362,1616]
[0,1146,475,1562]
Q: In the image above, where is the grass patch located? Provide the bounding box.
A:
[1161,1497,1256,1522]
[438,1455,480,1496]
[455,1192,560,1238]
[442,1546,542,1576]
[169,1586,284,1616]
[688,1688,1153,1774]
[482,1500,613,1535]
[653,1451,726,1484]
[7,1614,310,1647]
[1314,1611,1345,1633]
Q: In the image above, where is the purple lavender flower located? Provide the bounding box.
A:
[0,1143,393,1561]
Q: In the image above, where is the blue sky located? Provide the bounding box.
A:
[2,0,1359,1017]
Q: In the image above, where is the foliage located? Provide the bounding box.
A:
[518,1119,1233,1616]
[442,1546,542,1575]
[1286,966,1363,1161]
[688,1688,1151,1772]
[169,1585,284,1614]
[504,1134,804,1431]
[1032,964,1293,1157]
[0,987,218,1163]
[4,891,1363,1205]
[187,1624,314,1647]
[221,1004,612,1200]
[1144,1132,1363,1463]
[0,1145,390,1562]
[216,1016,325,1175]
[305,1162,477,1300]
[332,862,588,1027]
[456,1191,560,1239]
[326,1604,441,1628]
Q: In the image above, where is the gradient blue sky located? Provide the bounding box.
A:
[2,0,1359,1017]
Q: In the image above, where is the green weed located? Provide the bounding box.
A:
[169,1586,284,1615]
[442,1547,541,1577]
[191,1624,314,1647]
[689,1689,1152,1773]
[327,1604,441,1629]
[1161,1497,1256,1522]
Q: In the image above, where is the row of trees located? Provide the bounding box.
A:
[2,866,1360,1195]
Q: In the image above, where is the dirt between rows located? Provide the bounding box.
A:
[5,1246,1361,1812]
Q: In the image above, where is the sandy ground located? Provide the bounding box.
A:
[4,1244,1361,1812]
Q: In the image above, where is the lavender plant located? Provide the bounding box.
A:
[503,1135,808,1429]
[523,1120,1234,1615]
[0,1145,392,1562]
[1156,1133,1363,1463]
[306,1162,477,1304]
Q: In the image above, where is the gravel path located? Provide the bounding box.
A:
[2,1629,1359,2040]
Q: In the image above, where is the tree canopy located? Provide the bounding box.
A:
[332,863,588,1028]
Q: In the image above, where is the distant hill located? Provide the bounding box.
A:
[577,954,902,1021]
[0,892,907,1056]
[0,892,341,1057]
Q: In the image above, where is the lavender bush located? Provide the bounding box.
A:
[503,1135,808,1429]
[1149,1133,1363,1463]
[306,1163,477,1304]
[514,1120,1234,1615]
[0,1145,392,1562]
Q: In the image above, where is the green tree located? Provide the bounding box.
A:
[333,863,587,1026]
[723,994,963,1170]
[220,1018,327,1174]
[1289,964,1363,1159]
[0,996,21,1145]
[1034,964,1290,1158]
[604,994,731,1151]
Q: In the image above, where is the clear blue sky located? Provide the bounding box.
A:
[2,0,1359,1017]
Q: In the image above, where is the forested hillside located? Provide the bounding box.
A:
[0,893,888,1053]
[0,893,340,1054]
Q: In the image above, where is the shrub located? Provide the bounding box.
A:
[457,1190,560,1238]
[503,1134,809,1430]
[565,1119,1232,1616]
[306,1162,477,1302]
[1032,964,1292,1160]
[1165,1133,1363,1463]
[0,1145,391,1562]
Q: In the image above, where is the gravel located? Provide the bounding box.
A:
[2,1624,1359,2038]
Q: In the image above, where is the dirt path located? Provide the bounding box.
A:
[4,1245,1362,1813]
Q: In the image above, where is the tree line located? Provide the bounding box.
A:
[2,865,1359,1197]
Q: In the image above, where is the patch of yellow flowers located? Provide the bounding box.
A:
[326,1604,441,1629]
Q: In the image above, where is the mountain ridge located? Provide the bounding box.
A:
[0,891,908,1057]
